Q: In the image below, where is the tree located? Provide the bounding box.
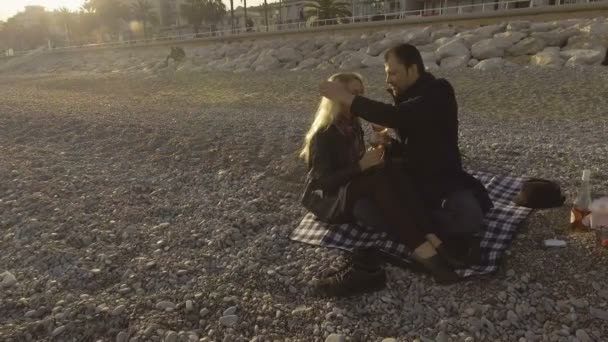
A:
[205,0,227,33]
[241,0,248,32]
[180,0,226,35]
[55,7,75,45]
[305,0,352,24]
[180,0,206,35]
[83,0,129,38]
[130,0,159,39]
[229,0,235,32]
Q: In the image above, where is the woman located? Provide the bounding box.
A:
[300,73,459,297]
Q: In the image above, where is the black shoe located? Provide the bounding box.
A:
[436,244,470,269]
[415,254,460,285]
[314,264,387,297]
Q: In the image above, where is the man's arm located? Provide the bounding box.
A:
[319,80,443,129]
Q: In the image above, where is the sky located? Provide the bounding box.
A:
[0,0,267,22]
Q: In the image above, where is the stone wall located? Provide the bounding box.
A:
[1,16,607,75]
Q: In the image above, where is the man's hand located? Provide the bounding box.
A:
[359,147,384,171]
[319,81,356,107]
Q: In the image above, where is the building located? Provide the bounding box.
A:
[13,6,47,29]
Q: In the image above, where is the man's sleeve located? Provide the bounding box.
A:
[350,83,448,128]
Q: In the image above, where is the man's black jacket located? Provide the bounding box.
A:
[351,72,493,212]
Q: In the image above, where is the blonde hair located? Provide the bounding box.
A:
[299,72,364,163]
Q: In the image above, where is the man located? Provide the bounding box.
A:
[316,43,492,295]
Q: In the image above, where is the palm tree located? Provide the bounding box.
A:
[305,0,352,24]
[181,0,226,35]
[83,0,129,38]
[263,0,269,32]
[55,7,74,45]
[241,0,248,32]
[229,0,235,33]
[130,0,159,39]
[180,0,205,35]
[204,0,227,34]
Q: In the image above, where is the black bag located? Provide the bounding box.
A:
[300,172,341,223]
[514,178,566,209]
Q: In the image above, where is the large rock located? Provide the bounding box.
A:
[404,27,432,45]
[252,54,281,71]
[507,37,547,56]
[337,38,367,52]
[579,22,608,38]
[431,27,456,41]
[425,62,439,71]
[315,61,334,70]
[531,47,564,67]
[563,35,606,51]
[294,58,321,70]
[506,21,531,32]
[494,31,527,45]
[473,57,505,71]
[453,33,486,48]
[440,55,469,69]
[530,22,558,33]
[339,52,367,70]
[275,47,303,63]
[366,38,395,56]
[562,49,606,66]
[471,37,513,60]
[472,24,505,38]
[436,39,470,59]
[361,55,384,68]
[330,51,354,66]
[421,51,438,64]
[530,27,579,47]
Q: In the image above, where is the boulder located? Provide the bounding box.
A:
[473,57,505,71]
[275,47,303,63]
[337,38,368,52]
[579,22,608,38]
[471,37,513,60]
[425,62,439,71]
[421,51,438,64]
[506,21,531,32]
[468,58,479,67]
[294,58,321,70]
[506,37,547,56]
[431,27,456,41]
[530,22,558,33]
[361,55,385,68]
[440,55,469,69]
[252,54,281,71]
[494,31,527,45]
[339,52,367,69]
[530,27,578,47]
[436,39,470,59]
[404,27,432,45]
[473,24,505,38]
[315,61,334,70]
[562,49,606,66]
[530,47,564,67]
[366,38,395,56]
[453,33,486,48]
[563,35,606,51]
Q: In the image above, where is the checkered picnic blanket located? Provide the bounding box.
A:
[290,171,533,277]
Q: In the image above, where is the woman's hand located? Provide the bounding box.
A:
[359,147,385,171]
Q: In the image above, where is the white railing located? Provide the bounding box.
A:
[1,0,605,57]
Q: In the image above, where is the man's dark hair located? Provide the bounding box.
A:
[384,43,426,74]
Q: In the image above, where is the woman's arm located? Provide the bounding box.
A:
[309,129,361,192]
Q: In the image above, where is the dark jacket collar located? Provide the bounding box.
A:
[389,72,436,104]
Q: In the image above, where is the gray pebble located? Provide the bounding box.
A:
[219,315,238,327]
[116,332,128,342]
[165,331,178,342]
[325,334,345,342]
